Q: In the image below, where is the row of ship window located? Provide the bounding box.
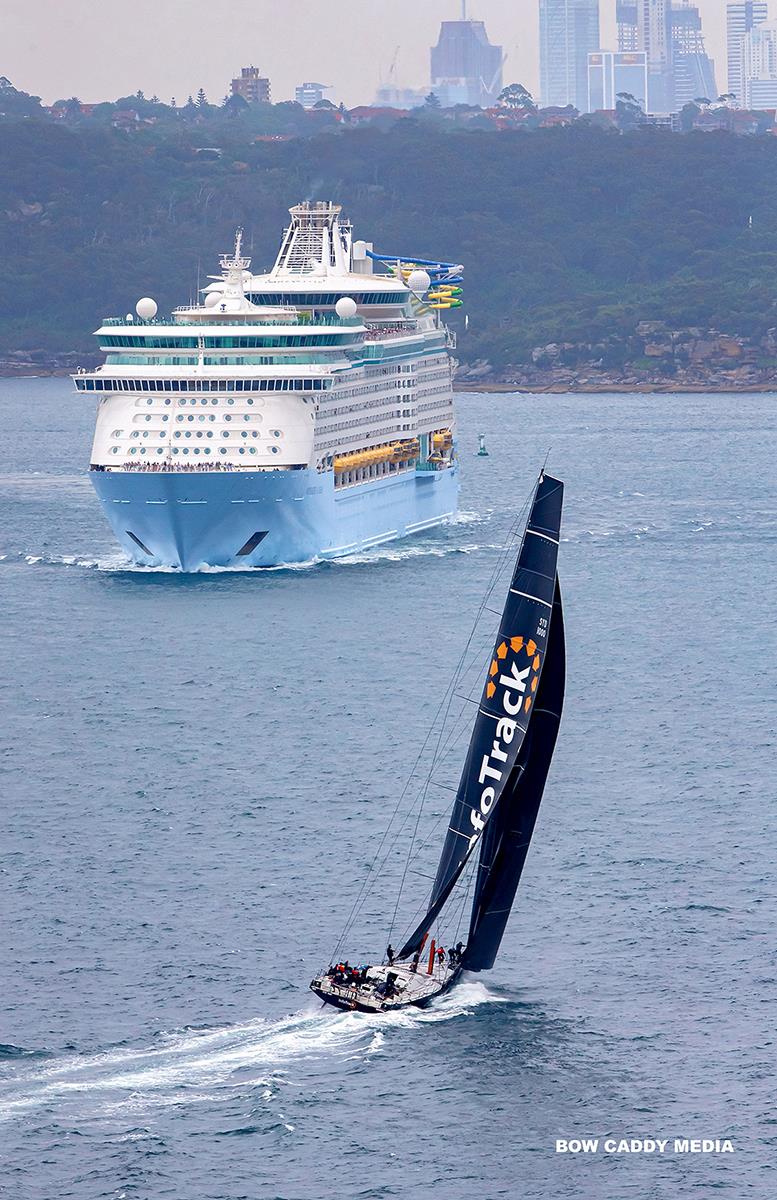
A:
[246,291,401,306]
[112,446,280,456]
[101,334,354,349]
[120,431,280,440]
[316,427,400,452]
[75,378,328,393]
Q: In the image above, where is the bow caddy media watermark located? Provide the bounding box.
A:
[555,1138,735,1155]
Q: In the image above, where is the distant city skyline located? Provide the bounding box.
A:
[3,1,737,109]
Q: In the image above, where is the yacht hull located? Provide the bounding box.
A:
[90,463,459,570]
[310,964,462,1013]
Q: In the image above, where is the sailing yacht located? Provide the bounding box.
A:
[310,471,565,1012]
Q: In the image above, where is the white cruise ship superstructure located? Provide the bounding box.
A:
[75,201,461,569]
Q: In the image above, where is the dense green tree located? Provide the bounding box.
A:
[1,120,777,368]
[497,84,535,112]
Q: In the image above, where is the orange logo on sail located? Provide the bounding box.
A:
[485,637,541,706]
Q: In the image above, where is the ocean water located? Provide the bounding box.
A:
[0,377,774,1200]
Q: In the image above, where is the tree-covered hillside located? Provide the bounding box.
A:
[2,118,777,369]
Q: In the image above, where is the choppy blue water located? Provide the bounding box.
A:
[0,378,774,1199]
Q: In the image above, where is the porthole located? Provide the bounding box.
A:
[196,432,203,439]
[200,399,207,406]
[224,415,232,423]
[272,430,281,438]
[182,448,189,455]
[207,432,213,438]
[164,399,171,406]
[185,432,191,439]
[243,415,250,422]
[146,399,153,406]
[130,447,137,454]
[211,399,218,407]
[205,448,211,454]
[249,447,257,454]
[227,398,234,406]
[176,415,184,423]
[131,431,139,439]
[187,415,194,422]
[189,399,197,407]
[271,446,279,454]
[241,432,247,439]
[219,448,227,454]
[194,448,200,454]
[111,429,122,437]
[162,415,169,422]
[157,448,164,454]
[145,415,151,422]
[111,446,119,454]
[239,448,245,455]
[247,398,254,406]
[222,432,229,439]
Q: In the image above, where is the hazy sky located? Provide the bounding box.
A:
[4,1,739,108]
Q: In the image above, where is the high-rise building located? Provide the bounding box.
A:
[727,2,770,100]
[671,1,717,107]
[741,18,777,106]
[588,50,648,110]
[617,1,717,111]
[231,67,271,105]
[430,12,503,107]
[295,83,330,110]
[635,0,673,110]
[617,2,639,51]
[539,0,601,111]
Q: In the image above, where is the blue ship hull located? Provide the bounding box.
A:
[90,466,459,569]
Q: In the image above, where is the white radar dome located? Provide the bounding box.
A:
[135,297,158,320]
[335,296,358,319]
[408,269,431,295]
[204,291,222,308]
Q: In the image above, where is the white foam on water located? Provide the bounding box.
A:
[0,983,502,1123]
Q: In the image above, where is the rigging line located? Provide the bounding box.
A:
[387,478,537,942]
[332,604,502,958]
[339,476,539,958]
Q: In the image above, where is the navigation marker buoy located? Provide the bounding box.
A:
[477,434,489,457]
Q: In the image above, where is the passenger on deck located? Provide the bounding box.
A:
[437,946,445,966]
[410,951,420,973]
[386,944,395,965]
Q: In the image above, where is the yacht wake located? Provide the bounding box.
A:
[0,984,501,1123]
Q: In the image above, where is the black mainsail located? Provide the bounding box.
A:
[398,472,564,961]
[463,577,565,970]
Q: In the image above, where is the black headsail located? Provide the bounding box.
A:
[398,472,564,960]
[462,577,565,970]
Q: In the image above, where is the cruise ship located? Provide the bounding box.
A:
[75,202,461,569]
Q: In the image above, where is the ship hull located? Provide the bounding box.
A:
[90,464,459,569]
